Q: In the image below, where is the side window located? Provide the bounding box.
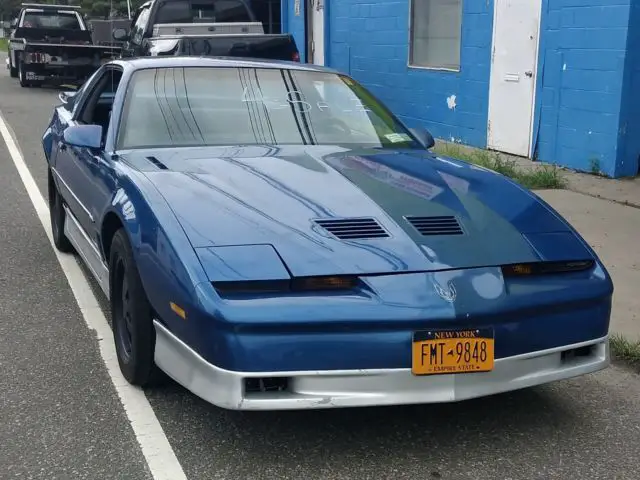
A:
[67,67,104,113]
[132,7,151,44]
[77,68,123,143]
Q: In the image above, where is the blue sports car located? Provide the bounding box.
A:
[42,56,613,410]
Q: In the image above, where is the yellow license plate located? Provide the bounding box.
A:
[412,328,495,375]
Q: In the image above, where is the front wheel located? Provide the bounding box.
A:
[109,229,163,387]
[48,169,74,253]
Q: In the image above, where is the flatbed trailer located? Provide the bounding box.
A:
[7,3,121,87]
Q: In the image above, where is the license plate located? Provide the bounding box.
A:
[411,328,494,375]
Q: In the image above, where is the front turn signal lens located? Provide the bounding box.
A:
[292,276,358,291]
[212,276,359,295]
[510,264,533,275]
[502,260,594,277]
[170,301,187,319]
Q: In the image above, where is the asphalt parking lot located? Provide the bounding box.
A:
[1,56,640,480]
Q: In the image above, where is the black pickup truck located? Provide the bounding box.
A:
[112,0,300,61]
[7,3,121,87]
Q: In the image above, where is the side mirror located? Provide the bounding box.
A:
[10,19,17,28]
[410,127,435,149]
[63,124,103,149]
[113,28,129,41]
[58,90,77,105]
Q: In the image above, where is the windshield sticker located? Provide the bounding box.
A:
[385,133,412,143]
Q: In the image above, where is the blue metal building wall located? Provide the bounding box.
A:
[618,0,640,177]
[284,0,307,62]
[534,0,636,177]
[327,0,494,148]
[282,0,637,178]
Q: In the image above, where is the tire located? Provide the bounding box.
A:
[18,59,30,88]
[9,61,18,78]
[48,169,74,253]
[109,228,163,387]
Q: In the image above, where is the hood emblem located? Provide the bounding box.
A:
[434,280,457,303]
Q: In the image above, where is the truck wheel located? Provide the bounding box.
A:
[9,61,18,78]
[18,60,30,88]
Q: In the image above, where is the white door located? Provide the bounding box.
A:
[309,0,325,65]
[487,0,542,157]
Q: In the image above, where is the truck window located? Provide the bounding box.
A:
[22,10,81,29]
[155,0,252,24]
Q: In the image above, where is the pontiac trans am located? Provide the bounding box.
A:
[42,57,613,410]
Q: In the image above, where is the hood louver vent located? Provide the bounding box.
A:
[405,215,464,236]
[146,156,168,170]
[314,218,390,240]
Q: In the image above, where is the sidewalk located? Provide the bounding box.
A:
[535,189,640,341]
[520,159,640,342]
[510,155,640,208]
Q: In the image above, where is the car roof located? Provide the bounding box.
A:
[110,56,340,75]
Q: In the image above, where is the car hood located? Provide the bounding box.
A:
[122,145,588,277]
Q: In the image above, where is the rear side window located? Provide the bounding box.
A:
[22,11,81,29]
[155,0,252,23]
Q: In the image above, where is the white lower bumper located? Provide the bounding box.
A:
[153,321,609,411]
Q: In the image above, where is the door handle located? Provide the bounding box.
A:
[525,71,533,78]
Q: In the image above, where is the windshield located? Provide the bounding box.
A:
[155,0,252,23]
[117,67,420,150]
[22,10,81,29]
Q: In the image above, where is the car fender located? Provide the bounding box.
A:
[42,106,73,167]
[42,125,54,163]
[101,166,212,344]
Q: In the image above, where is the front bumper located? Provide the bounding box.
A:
[153,320,609,411]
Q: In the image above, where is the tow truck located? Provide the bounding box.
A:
[7,3,121,87]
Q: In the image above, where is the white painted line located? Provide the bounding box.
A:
[0,111,188,480]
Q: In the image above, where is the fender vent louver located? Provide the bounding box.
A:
[314,217,389,240]
[405,215,464,236]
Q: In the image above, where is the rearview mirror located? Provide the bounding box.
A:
[112,28,129,41]
[410,127,435,150]
[10,18,17,28]
[63,125,103,150]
